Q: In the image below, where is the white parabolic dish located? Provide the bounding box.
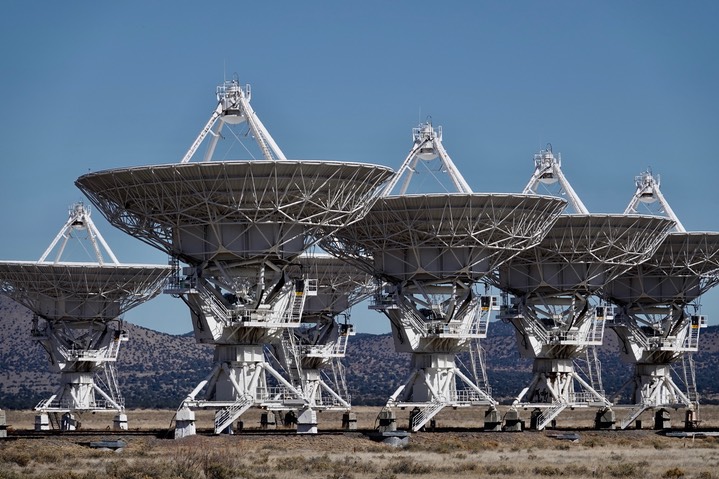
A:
[75,160,394,265]
[327,193,567,282]
[0,261,171,320]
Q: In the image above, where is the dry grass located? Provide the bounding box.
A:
[1,431,718,479]
[3,406,719,478]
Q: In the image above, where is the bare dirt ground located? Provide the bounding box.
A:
[2,406,719,478]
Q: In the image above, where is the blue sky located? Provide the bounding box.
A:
[1,1,719,334]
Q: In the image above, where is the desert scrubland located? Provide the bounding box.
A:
[2,406,719,479]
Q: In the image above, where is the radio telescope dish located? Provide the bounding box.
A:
[605,229,719,428]
[0,204,171,431]
[494,146,675,430]
[324,121,566,432]
[499,214,676,297]
[330,193,567,282]
[607,232,719,306]
[0,262,173,320]
[76,160,393,265]
[75,77,395,436]
[601,169,719,429]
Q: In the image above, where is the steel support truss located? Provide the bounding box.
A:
[608,306,704,429]
[268,253,373,411]
[168,261,314,435]
[499,294,611,430]
[373,281,498,431]
[31,317,128,417]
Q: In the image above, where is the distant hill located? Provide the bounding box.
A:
[2,295,719,409]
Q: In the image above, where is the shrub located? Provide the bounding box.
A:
[340,456,377,474]
[486,464,516,475]
[564,464,590,476]
[450,462,477,473]
[104,458,177,479]
[43,473,96,479]
[605,461,649,478]
[663,468,685,479]
[651,439,670,450]
[0,470,22,479]
[0,450,31,467]
[276,454,334,473]
[533,465,562,476]
[204,462,236,479]
[385,457,431,475]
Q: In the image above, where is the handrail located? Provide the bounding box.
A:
[411,402,445,431]
[214,394,254,433]
[536,403,567,430]
[34,397,124,411]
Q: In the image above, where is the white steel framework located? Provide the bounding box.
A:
[76,79,394,436]
[495,214,674,429]
[182,76,286,163]
[0,204,170,430]
[324,122,567,431]
[605,171,719,428]
[381,120,472,195]
[625,169,686,232]
[266,253,373,423]
[494,147,675,430]
[523,145,588,215]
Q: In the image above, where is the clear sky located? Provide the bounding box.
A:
[1,1,719,335]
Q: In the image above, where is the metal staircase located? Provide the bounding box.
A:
[586,311,606,343]
[35,394,57,411]
[682,353,699,404]
[335,328,351,356]
[410,401,445,431]
[523,316,549,343]
[214,395,254,434]
[536,402,568,430]
[617,318,650,350]
[285,286,307,324]
[279,328,303,384]
[574,347,604,396]
[620,404,648,429]
[399,303,428,336]
[195,282,233,339]
[469,339,491,395]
